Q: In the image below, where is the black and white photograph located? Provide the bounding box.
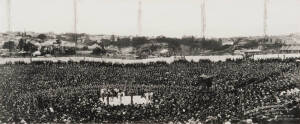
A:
[0,0,300,123]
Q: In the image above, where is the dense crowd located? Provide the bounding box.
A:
[0,58,300,123]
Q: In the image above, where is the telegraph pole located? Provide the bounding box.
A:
[201,0,206,40]
[264,0,269,40]
[7,0,12,32]
[73,0,78,47]
[137,0,142,36]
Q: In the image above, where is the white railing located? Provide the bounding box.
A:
[0,53,300,65]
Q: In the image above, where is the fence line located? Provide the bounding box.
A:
[1,54,300,65]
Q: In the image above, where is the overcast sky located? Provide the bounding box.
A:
[0,0,299,38]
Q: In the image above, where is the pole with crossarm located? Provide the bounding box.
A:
[73,0,78,48]
[7,0,12,32]
[201,0,206,40]
[137,0,142,36]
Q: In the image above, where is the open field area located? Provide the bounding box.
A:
[0,59,300,123]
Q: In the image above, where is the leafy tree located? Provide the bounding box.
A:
[181,36,197,45]
[56,39,62,45]
[92,47,106,55]
[18,39,39,53]
[156,37,181,51]
[274,39,284,48]
[3,41,16,52]
[27,42,39,53]
[200,39,222,51]
[65,47,76,55]
[82,46,89,50]
[37,34,47,40]
[243,40,259,49]
[17,38,26,51]
[132,37,149,47]
[111,38,131,48]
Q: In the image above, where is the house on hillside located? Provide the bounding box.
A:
[60,41,76,47]
[88,43,100,50]
[222,39,234,46]
[159,49,171,57]
[39,40,77,55]
[235,49,261,58]
[0,37,5,46]
[280,45,300,53]
[89,35,113,43]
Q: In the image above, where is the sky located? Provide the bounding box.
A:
[0,0,299,38]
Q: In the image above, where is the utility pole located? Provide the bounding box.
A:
[73,0,78,47]
[7,0,12,32]
[137,0,142,36]
[201,0,206,40]
[264,0,269,41]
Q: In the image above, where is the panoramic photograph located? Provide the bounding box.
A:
[0,0,300,123]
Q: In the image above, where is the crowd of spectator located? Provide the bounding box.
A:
[0,58,300,123]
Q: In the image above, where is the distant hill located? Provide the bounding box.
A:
[1,32,300,56]
[268,33,300,45]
